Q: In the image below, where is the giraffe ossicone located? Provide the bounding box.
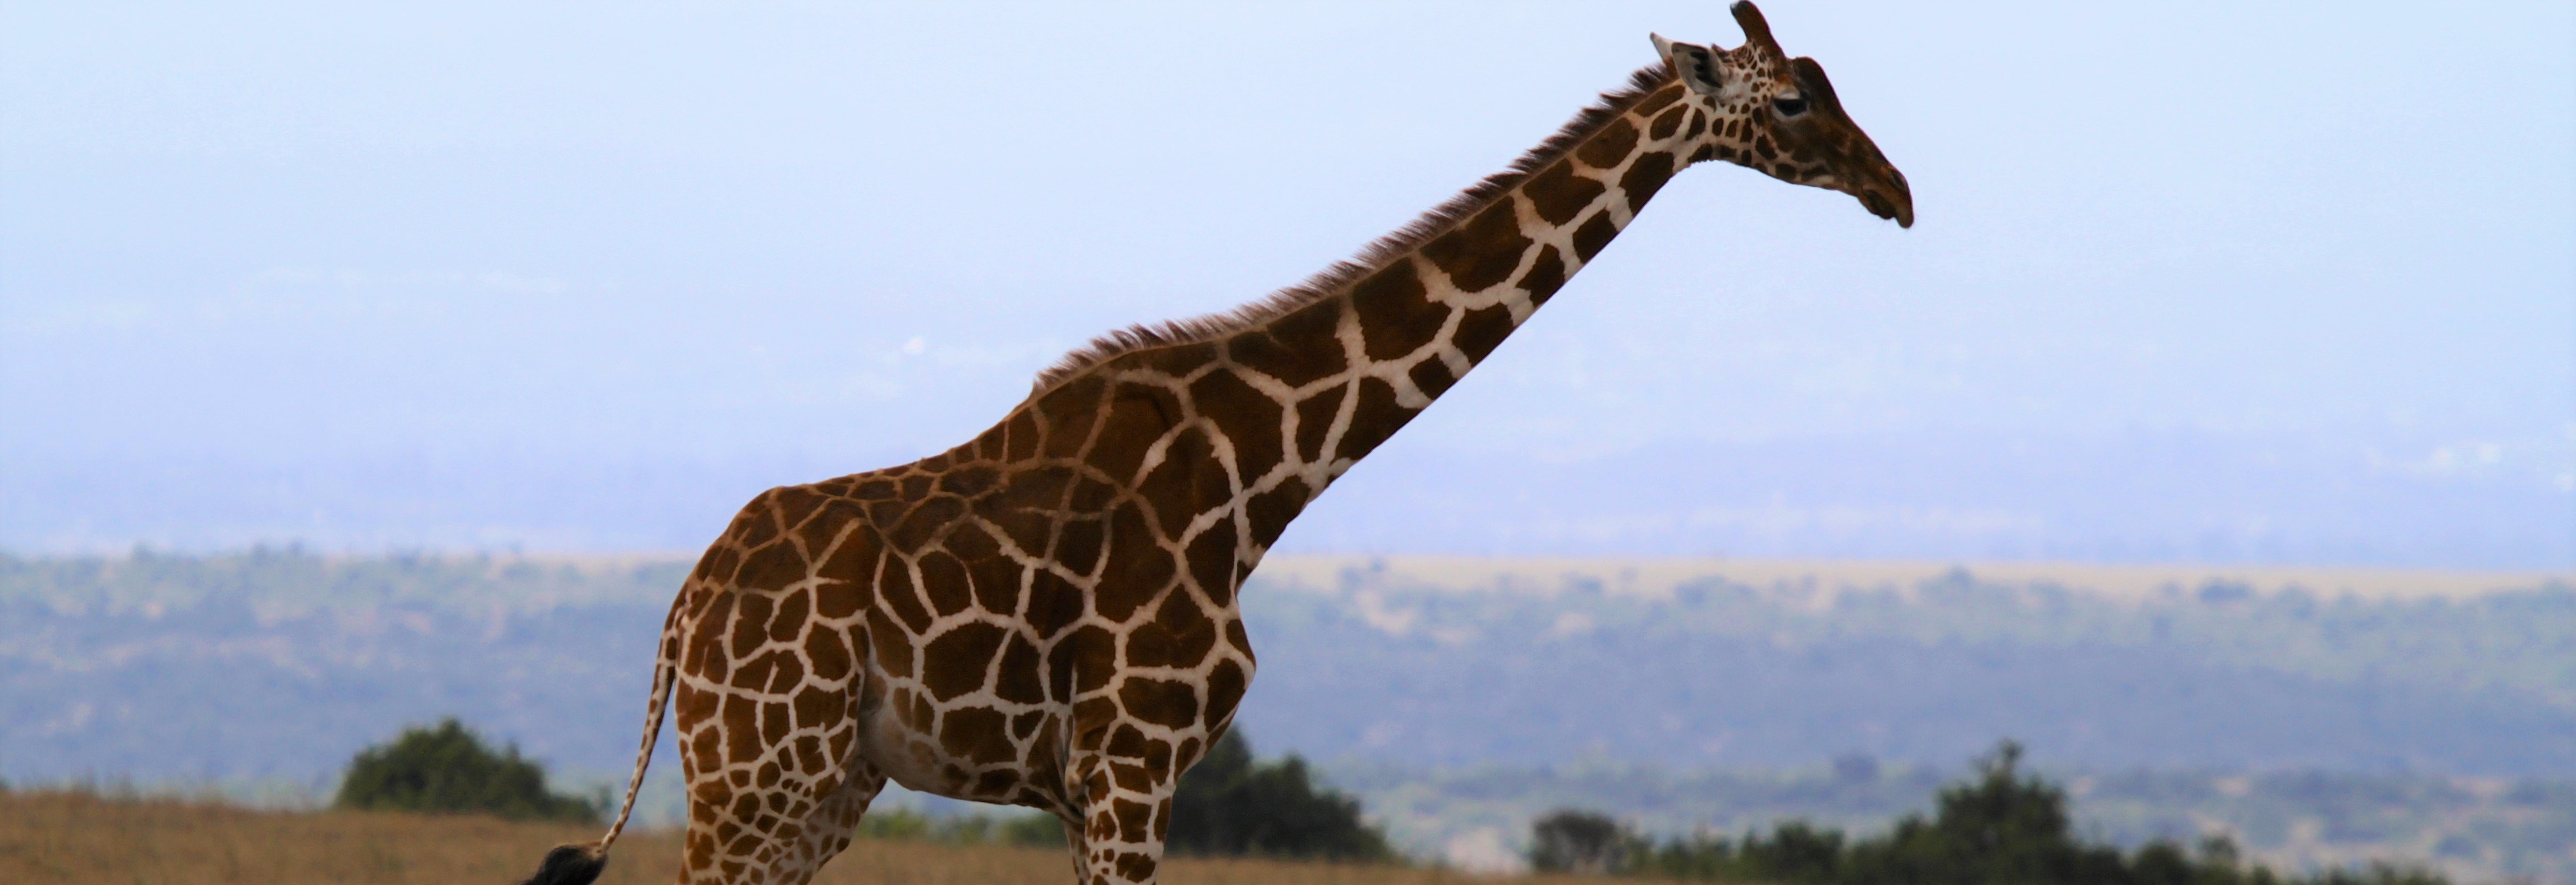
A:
[523,4,1909,883]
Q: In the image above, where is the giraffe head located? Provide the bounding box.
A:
[1654,2,1913,227]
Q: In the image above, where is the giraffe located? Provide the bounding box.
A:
[524,4,1909,884]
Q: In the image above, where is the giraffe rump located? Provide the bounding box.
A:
[1030,62,1677,393]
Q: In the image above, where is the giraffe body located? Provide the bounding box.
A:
[526,5,1910,884]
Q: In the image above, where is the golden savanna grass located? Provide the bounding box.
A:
[1,790,1556,885]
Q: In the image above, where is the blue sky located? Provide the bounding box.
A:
[3,2,2569,565]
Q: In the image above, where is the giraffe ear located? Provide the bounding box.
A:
[1653,34,1725,95]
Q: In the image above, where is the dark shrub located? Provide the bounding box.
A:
[1531,808,1644,874]
[1167,730,1393,861]
[334,717,598,822]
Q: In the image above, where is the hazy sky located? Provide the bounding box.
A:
[3,2,2569,564]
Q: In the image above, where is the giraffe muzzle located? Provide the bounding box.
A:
[1861,188,1914,228]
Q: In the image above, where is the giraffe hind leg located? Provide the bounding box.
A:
[676,692,879,885]
[671,612,877,883]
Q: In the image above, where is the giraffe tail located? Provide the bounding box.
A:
[519,602,685,885]
[520,844,607,885]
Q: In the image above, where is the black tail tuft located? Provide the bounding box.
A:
[521,843,608,885]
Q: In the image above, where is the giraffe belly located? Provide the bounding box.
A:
[851,662,1053,810]
[854,705,953,797]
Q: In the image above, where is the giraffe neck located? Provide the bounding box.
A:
[1228,72,1700,480]
[1006,67,1714,568]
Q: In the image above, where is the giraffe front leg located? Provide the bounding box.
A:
[784,760,888,879]
[1072,773,1174,884]
[1060,723,1201,885]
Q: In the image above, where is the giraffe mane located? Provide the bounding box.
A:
[1030,62,1679,394]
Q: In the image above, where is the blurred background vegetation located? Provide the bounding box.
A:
[307,721,2457,883]
[1525,743,2450,885]
[5,550,2567,881]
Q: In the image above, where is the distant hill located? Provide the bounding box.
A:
[6,550,2568,778]
[1236,556,2575,772]
[1,550,684,780]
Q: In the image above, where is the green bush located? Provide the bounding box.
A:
[1167,730,1393,861]
[333,718,599,822]
[1551,740,2450,885]
[1532,809,1648,874]
[1834,741,2129,884]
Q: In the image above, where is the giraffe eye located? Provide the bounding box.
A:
[1771,95,1809,117]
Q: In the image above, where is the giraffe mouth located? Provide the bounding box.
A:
[1860,190,1913,228]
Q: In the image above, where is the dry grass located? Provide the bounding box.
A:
[0,790,1555,885]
